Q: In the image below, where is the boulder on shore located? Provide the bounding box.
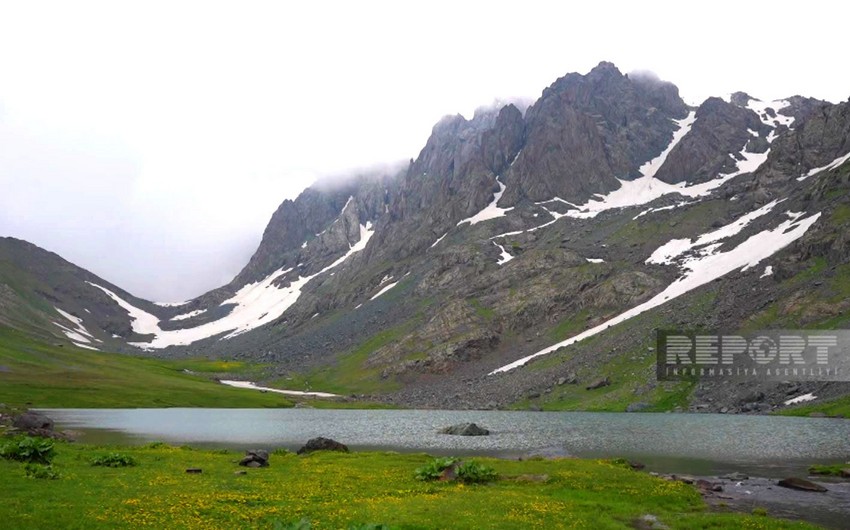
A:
[438,423,490,436]
[238,449,270,467]
[296,437,349,454]
[13,411,54,432]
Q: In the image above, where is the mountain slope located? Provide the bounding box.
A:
[2,61,849,413]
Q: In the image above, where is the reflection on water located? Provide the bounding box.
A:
[41,408,850,477]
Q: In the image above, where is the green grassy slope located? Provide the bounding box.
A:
[0,327,294,408]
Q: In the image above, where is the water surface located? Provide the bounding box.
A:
[42,408,850,477]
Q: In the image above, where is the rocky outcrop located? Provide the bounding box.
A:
[438,423,490,436]
[503,61,688,204]
[296,437,349,454]
[758,99,850,185]
[654,97,769,184]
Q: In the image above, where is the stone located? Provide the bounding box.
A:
[296,437,350,454]
[841,469,850,478]
[247,450,269,463]
[234,470,247,476]
[585,377,610,390]
[628,461,645,470]
[777,477,827,492]
[438,423,490,436]
[238,449,270,467]
[13,412,54,431]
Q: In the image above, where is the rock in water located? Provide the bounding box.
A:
[777,477,827,492]
[438,423,490,436]
[296,437,349,454]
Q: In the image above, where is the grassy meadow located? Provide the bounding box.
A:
[0,440,818,529]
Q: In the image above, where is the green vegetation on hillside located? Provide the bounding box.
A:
[0,327,294,408]
[276,318,423,396]
[0,441,815,529]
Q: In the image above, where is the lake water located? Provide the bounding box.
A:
[41,408,850,477]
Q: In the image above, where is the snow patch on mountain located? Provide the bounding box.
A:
[491,206,822,374]
[91,223,375,349]
[647,200,783,265]
[494,242,513,265]
[220,380,340,398]
[747,98,794,129]
[171,309,207,321]
[53,307,94,344]
[370,280,399,300]
[429,232,448,249]
[457,179,514,226]
[784,393,816,406]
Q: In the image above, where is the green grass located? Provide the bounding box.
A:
[808,463,849,476]
[0,326,295,408]
[0,441,816,529]
[547,309,590,342]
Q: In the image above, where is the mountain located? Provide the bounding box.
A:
[3,61,850,413]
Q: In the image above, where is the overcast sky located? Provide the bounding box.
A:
[1,1,847,302]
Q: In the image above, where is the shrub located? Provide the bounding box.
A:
[414,457,498,483]
[456,461,498,483]
[90,453,137,467]
[0,437,55,464]
[24,463,61,480]
[414,457,457,481]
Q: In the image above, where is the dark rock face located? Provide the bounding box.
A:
[296,437,349,454]
[759,99,850,184]
[777,477,828,492]
[438,422,490,436]
[503,61,688,204]
[238,449,269,467]
[13,412,54,432]
[654,97,768,184]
